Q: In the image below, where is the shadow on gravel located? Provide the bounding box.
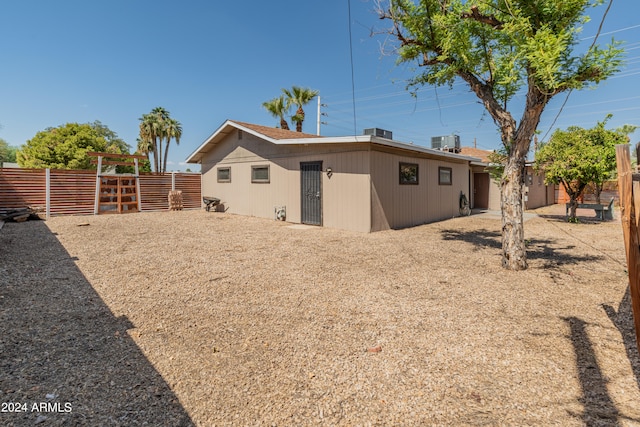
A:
[602,287,640,391]
[537,213,611,225]
[440,228,603,266]
[0,221,194,426]
[564,316,621,426]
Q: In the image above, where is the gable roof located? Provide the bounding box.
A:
[186,120,480,164]
[233,121,321,140]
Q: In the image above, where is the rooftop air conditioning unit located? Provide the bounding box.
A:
[431,135,461,152]
[363,128,393,140]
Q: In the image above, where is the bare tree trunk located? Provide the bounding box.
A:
[156,137,163,174]
[296,107,305,132]
[501,156,527,270]
[163,138,171,174]
[153,139,160,174]
[595,183,603,205]
[568,198,578,220]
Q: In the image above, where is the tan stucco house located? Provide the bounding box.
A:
[186,120,482,232]
[460,147,555,211]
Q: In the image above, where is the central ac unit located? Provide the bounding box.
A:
[274,206,286,221]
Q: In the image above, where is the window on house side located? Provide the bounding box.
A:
[238,129,243,140]
[399,162,419,185]
[251,165,270,183]
[438,167,452,185]
[217,167,231,183]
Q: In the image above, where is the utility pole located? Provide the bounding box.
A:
[316,96,327,136]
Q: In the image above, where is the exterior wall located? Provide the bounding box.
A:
[200,130,372,232]
[487,178,501,211]
[200,129,474,232]
[370,149,469,230]
[470,167,501,210]
[524,166,553,209]
[471,166,553,211]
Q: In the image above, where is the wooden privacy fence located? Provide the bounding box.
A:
[614,144,640,356]
[0,168,201,218]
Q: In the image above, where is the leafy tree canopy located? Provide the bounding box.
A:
[17,121,130,170]
[534,115,633,219]
[0,138,17,164]
[378,0,624,269]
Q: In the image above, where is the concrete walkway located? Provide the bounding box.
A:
[471,209,539,222]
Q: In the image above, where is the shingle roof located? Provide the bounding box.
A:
[233,121,321,140]
[186,120,481,164]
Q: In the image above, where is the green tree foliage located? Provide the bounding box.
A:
[262,86,319,132]
[16,121,130,170]
[0,138,13,165]
[138,107,182,173]
[282,86,319,132]
[534,116,631,221]
[262,95,291,130]
[378,0,623,270]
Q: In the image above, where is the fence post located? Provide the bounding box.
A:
[45,168,51,220]
[172,171,176,191]
[615,144,640,356]
[93,156,102,215]
[134,158,142,212]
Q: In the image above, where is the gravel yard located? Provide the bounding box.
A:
[1,206,639,426]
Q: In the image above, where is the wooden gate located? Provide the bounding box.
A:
[89,152,145,215]
[97,176,139,214]
[301,161,322,225]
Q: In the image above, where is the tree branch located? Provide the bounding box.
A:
[461,5,503,29]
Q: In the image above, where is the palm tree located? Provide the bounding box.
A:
[282,86,319,132]
[136,137,153,164]
[138,114,161,173]
[151,107,170,173]
[138,107,179,173]
[163,118,182,173]
[262,95,291,130]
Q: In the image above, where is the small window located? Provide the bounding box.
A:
[399,162,419,185]
[251,165,270,183]
[438,167,452,185]
[217,167,231,183]
[238,129,243,140]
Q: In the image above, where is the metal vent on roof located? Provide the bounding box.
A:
[363,128,393,140]
[431,135,461,153]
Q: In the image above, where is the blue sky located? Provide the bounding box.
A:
[1,1,639,171]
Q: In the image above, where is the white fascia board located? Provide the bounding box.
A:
[471,161,489,167]
[187,120,480,164]
[370,137,480,162]
[275,135,373,145]
[185,119,235,163]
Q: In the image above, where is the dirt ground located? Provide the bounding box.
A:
[1,205,639,426]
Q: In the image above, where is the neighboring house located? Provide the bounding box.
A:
[460,147,554,210]
[186,120,479,232]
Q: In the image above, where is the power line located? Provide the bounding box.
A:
[320,15,640,145]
